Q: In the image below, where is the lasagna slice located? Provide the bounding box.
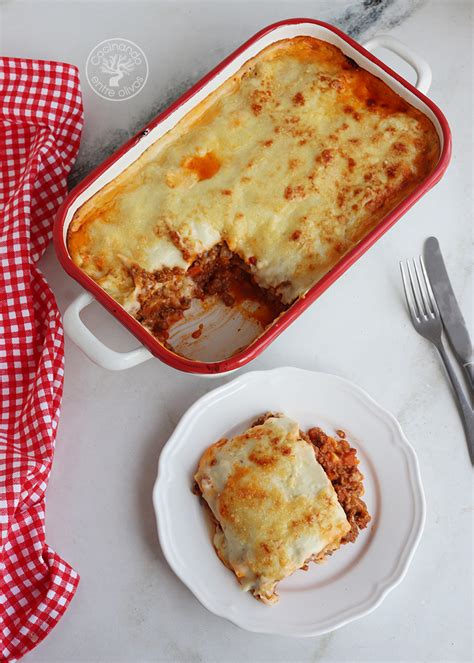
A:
[194,415,356,604]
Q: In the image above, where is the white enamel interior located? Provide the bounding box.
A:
[62,22,444,368]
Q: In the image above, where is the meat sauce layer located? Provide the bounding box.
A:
[130,243,287,343]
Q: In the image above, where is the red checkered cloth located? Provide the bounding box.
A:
[0,59,83,661]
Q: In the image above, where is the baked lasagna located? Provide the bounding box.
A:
[193,413,370,604]
[68,36,439,350]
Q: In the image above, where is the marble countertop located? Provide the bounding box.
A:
[3,1,472,661]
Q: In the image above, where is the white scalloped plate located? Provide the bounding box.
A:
[153,367,425,637]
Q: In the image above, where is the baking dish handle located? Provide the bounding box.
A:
[63,293,153,370]
[362,34,432,94]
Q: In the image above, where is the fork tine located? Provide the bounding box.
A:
[406,258,425,320]
[413,257,431,318]
[400,260,419,323]
[419,256,440,317]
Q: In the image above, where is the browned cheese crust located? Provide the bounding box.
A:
[68,37,440,349]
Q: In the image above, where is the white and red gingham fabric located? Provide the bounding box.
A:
[0,58,83,661]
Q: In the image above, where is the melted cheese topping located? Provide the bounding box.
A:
[69,36,439,309]
[194,416,350,604]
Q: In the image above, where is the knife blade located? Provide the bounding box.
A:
[424,236,473,392]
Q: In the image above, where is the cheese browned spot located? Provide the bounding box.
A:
[194,415,351,605]
[68,36,440,345]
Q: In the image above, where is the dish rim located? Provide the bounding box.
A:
[153,366,426,637]
[54,18,452,375]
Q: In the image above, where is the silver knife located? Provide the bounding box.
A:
[424,237,474,393]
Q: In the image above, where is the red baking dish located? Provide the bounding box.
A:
[54,18,451,374]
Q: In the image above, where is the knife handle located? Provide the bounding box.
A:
[463,361,474,396]
[436,342,474,465]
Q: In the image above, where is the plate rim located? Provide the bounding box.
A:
[153,367,426,637]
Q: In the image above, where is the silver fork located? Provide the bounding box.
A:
[400,256,474,465]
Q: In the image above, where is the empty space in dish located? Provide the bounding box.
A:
[166,296,281,361]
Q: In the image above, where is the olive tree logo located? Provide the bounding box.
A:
[86,38,148,101]
[100,53,135,87]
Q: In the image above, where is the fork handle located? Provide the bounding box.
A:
[435,341,474,465]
